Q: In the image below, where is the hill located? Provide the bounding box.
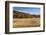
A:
[13,10,40,18]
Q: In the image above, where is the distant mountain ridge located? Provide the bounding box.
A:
[13,10,40,18]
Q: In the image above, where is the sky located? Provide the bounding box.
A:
[13,7,40,15]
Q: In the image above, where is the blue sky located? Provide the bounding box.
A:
[13,7,40,15]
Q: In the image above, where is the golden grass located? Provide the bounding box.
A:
[13,18,40,28]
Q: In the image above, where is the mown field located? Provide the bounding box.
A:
[13,18,40,28]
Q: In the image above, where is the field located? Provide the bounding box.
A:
[13,18,40,28]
